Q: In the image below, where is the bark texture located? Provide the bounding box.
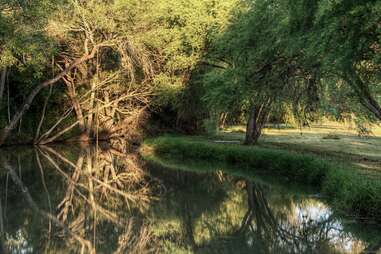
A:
[244,100,272,145]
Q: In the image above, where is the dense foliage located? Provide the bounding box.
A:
[0,0,380,145]
[202,0,381,143]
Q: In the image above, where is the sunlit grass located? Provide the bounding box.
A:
[220,123,381,172]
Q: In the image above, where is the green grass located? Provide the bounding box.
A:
[141,136,381,221]
[220,124,381,172]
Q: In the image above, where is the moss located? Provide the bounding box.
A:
[141,136,381,221]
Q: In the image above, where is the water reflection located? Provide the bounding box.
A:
[0,145,157,253]
[0,145,379,253]
[236,181,367,253]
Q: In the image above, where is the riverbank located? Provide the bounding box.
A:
[141,136,381,221]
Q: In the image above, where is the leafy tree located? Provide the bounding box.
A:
[1,0,380,145]
[300,0,381,120]
[203,1,320,144]
[202,0,381,144]
[0,0,239,145]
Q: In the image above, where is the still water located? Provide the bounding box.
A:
[0,145,379,254]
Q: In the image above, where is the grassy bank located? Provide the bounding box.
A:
[141,136,381,221]
[221,124,381,172]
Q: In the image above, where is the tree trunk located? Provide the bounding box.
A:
[64,79,86,132]
[0,45,104,146]
[7,77,10,123]
[358,93,381,121]
[345,70,381,121]
[0,190,8,254]
[219,112,228,129]
[34,85,53,142]
[86,79,97,137]
[244,105,260,145]
[244,100,272,145]
[0,68,6,107]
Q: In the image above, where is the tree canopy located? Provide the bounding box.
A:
[0,0,380,145]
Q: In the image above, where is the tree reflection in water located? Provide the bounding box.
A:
[0,147,380,254]
[0,144,159,253]
[234,181,367,254]
[144,168,380,254]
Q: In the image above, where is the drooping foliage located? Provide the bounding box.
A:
[0,0,380,145]
[201,0,381,143]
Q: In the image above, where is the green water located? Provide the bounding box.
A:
[0,145,379,254]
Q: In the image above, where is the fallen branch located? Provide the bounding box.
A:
[0,43,112,146]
